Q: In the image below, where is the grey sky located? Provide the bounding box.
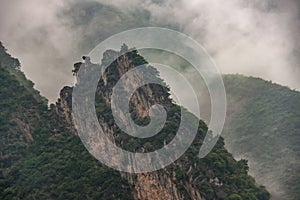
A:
[0,0,299,102]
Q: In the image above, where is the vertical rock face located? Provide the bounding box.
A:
[94,49,204,200]
[51,86,77,135]
[97,49,172,118]
[74,49,185,199]
[53,48,270,200]
[134,173,182,200]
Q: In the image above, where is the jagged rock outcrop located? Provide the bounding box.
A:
[0,42,270,199]
[53,47,269,200]
[94,49,204,200]
[67,49,189,199]
[50,86,77,135]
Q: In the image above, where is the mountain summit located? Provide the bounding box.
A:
[0,45,269,199]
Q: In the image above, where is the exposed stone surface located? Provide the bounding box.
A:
[52,48,269,200]
[63,49,205,200]
[51,86,77,136]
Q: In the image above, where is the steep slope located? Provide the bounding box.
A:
[0,45,269,199]
[0,44,133,199]
[0,65,47,177]
[0,45,48,177]
[88,48,270,199]
[0,42,20,70]
[0,70,134,200]
[222,74,300,200]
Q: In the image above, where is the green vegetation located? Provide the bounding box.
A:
[0,65,47,177]
[0,44,270,199]
[223,74,300,200]
[0,65,133,200]
[0,44,133,199]
[0,42,20,70]
[94,49,270,199]
[0,132,133,199]
[171,132,270,200]
[0,44,47,177]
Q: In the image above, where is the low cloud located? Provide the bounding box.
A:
[105,0,300,90]
[0,0,299,102]
[0,0,79,102]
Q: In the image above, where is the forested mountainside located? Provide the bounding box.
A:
[0,44,136,199]
[223,75,300,200]
[0,43,269,199]
[0,44,48,177]
[0,42,20,70]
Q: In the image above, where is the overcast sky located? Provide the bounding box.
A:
[0,0,299,102]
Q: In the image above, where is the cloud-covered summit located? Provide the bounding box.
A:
[0,0,299,102]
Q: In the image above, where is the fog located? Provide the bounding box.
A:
[0,0,299,103]
[0,1,299,198]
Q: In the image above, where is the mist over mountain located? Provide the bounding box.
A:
[0,1,299,199]
[222,75,300,200]
[0,0,299,102]
[142,50,300,199]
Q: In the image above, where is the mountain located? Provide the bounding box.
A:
[137,49,300,199]
[0,42,21,70]
[0,44,269,199]
[0,45,48,177]
[0,46,137,199]
[222,75,300,200]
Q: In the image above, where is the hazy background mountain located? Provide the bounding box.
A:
[222,75,300,200]
[0,0,299,199]
[0,39,299,199]
[145,50,300,199]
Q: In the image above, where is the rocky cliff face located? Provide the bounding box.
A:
[50,47,269,200]
[50,86,77,136]
[95,49,205,200]
[56,49,203,200]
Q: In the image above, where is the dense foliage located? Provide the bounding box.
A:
[0,65,47,177]
[0,44,270,199]
[223,74,300,200]
[0,131,133,199]
[0,42,20,70]
[94,49,270,199]
[0,44,133,199]
[0,65,133,199]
